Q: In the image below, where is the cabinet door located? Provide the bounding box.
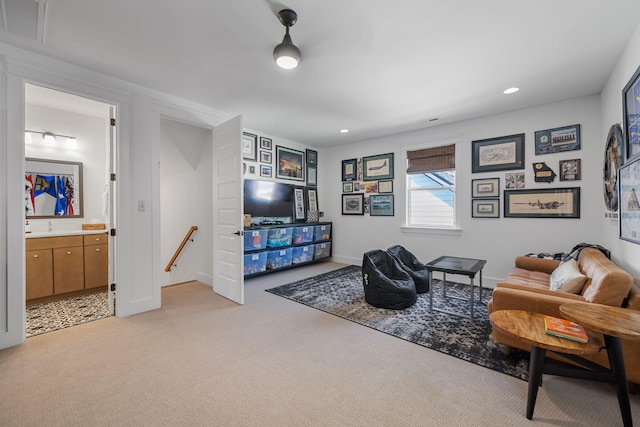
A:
[26,249,54,299]
[84,244,108,289]
[53,247,84,294]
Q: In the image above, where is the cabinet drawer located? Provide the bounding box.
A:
[26,235,83,251]
[84,233,109,246]
[53,247,84,294]
[26,249,53,299]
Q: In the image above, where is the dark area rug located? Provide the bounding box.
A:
[266,265,529,380]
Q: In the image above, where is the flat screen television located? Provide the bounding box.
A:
[244,179,294,219]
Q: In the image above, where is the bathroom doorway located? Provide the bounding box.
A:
[24,83,116,336]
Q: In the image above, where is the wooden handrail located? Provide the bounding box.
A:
[165,226,198,272]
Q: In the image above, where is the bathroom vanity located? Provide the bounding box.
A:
[26,230,108,303]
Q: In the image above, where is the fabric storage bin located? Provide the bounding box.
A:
[292,245,314,264]
[267,248,293,270]
[292,226,314,244]
[313,242,331,259]
[313,224,331,242]
[243,252,268,275]
[267,227,293,247]
[244,229,268,250]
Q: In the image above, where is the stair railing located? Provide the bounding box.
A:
[165,226,198,272]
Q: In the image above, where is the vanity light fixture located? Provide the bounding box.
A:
[25,130,78,148]
[273,9,301,69]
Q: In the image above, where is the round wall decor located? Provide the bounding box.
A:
[603,123,623,211]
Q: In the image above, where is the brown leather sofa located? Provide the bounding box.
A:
[488,247,640,384]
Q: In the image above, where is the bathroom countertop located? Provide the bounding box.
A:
[25,230,108,238]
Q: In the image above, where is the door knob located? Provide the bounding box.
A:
[232,230,244,236]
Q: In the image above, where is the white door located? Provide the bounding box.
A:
[108,106,117,315]
[212,115,244,304]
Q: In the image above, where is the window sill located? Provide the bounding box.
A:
[400,226,462,237]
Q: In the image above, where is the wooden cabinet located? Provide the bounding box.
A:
[26,233,108,302]
[84,234,109,289]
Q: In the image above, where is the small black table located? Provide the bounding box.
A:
[424,256,486,320]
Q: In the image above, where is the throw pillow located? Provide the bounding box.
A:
[549,258,588,293]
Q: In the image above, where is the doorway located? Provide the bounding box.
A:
[24,83,116,336]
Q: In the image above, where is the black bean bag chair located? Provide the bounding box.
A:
[362,250,417,309]
[386,245,430,294]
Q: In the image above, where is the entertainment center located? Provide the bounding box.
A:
[243,179,332,277]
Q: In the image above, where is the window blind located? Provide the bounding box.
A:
[406,144,455,174]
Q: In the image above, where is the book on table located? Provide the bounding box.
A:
[544,315,588,343]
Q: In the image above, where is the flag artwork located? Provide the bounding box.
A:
[26,173,76,216]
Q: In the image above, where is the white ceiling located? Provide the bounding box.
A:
[5,0,640,147]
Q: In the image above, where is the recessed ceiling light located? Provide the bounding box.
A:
[503,87,520,94]
[339,129,349,133]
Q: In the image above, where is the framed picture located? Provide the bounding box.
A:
[472,134,525,173]
[378,180,393,193]
[276,146,304,181]
[307,188,318,212]
[604,124,624,212]
[260,150,272,164]
[559,159,581,181]
[242,132,257,161]
[260,165,272,177]
[363,153,394,181]
[534,124,581,155]
[364,182,378,194]
[342,182,353,193]
[623,65,640,160]
[471,177,500,198]
[619,156,640,244]
[306,165,317,186]
[504,187,580,218]
[472,199,500,218]
[306,149,318,165]
[342,193,364,215]
[505,172,525,189]
[293,187,306,221]
[342,158,357,181]
[249,165,255,174]
[370,194,394,216]
[259,136,272,150]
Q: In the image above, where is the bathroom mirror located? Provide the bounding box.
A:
[25,158,83,218]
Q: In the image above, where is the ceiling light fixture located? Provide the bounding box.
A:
[503,87,520,94]
[273,9,300,70]
[339,129,349,134]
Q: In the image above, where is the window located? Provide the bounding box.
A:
[406,144,456,227]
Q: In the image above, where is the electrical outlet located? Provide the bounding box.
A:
[138,200,146,212]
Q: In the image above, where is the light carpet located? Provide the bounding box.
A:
[266,264,530,380]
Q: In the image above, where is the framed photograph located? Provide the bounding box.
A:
[342,193,364,215]
[260,165,272,177]
[259,136,272,150]
[307,188,318,212]
[364,182,378,194]
[619,156,640,244]
[559,159,581,181]
[604,124,624,211]
[342,182,353,193]
[370,194,394,216]
[472,177,500,198]
[623,65,640,160]
[342,158,358,181]
[363,153,394,181]
[306,165,317,186]
[242,132,257,161]
[504,187,580,218]
[293,187,306,221]
[260,150,272,164]
[534,124,581,155]
[249,165,255,174]
[306,149,318,165]
[505,172,525,189]
[472,199,500,218]
[276,146,304,181]
[378,180,393,194]
[472,134,525,173]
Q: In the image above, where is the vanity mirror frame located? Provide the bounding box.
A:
[25,157,83,219]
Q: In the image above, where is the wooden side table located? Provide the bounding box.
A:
[560,303,640,427]
[489,310,603,422]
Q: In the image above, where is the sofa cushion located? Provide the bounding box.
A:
[549,259,588,293]
[506,267,550,289]
[578,247,633,306]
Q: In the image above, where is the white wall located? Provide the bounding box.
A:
[600,24,640,278]
[25,104,109,232]
[323,95,603,286]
